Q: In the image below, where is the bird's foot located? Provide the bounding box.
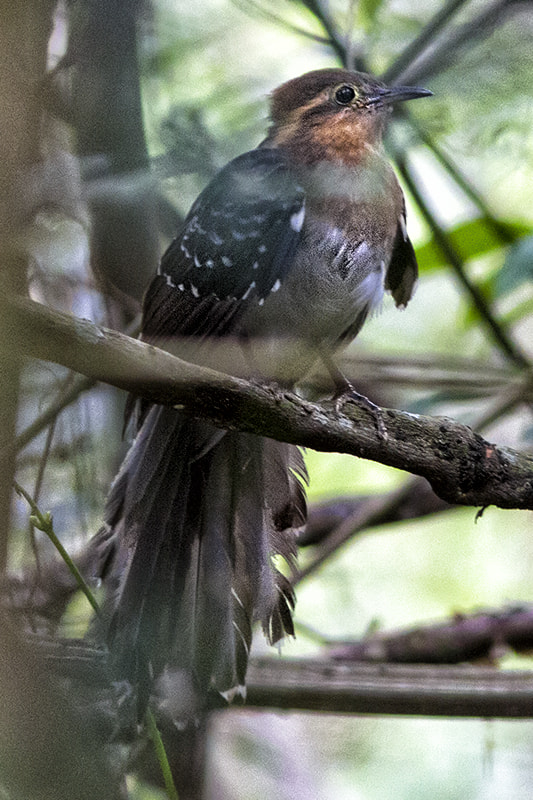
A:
[332,381,388,441]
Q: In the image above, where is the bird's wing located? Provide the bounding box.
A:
[142,147,306,344]
[126,148,305,430]
[384,204,419,308]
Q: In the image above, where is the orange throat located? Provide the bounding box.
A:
[274,108,385,167]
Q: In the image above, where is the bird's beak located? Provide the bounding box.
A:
[367,85,433,107]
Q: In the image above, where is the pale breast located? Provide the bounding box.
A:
[240,157,402,384]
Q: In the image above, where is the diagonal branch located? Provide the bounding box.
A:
[382,0,471,83]
[386,0,529,86]
[3,294,533,510]
[299,0,349,66]
[394,152,532,370]
[295,477,451,584]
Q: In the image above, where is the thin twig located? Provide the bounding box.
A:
[11,375,96,457]
[2,315,139,462]
[28,418,57,580]
[13,480,101,615]
[230,0,331,45]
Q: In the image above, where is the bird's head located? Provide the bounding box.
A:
[268,68,431,165]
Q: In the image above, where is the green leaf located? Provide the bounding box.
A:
[415,219,528,274]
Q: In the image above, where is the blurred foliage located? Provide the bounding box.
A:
[498,235,533,295]
[415,219,528,276]
[7,0,533,798]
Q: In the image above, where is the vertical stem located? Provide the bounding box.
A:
[146,710,180,800]
[0,0,56,572]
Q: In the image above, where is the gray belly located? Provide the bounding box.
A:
[241,224,389,384]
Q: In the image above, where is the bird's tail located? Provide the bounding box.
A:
[98,403,307,709]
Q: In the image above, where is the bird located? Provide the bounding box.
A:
[97,67,431,714]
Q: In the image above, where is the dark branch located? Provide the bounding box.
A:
[246,657,533,718]
[4,295,533,510]
[30,636,533,719]
[329,604,533,665]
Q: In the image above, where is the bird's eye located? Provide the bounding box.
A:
[334,85,356,105]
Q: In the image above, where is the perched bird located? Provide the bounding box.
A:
[99,68,431,712]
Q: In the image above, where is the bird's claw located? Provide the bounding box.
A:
[333,384,388,441]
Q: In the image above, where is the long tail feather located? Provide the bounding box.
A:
[98,404,307,713]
